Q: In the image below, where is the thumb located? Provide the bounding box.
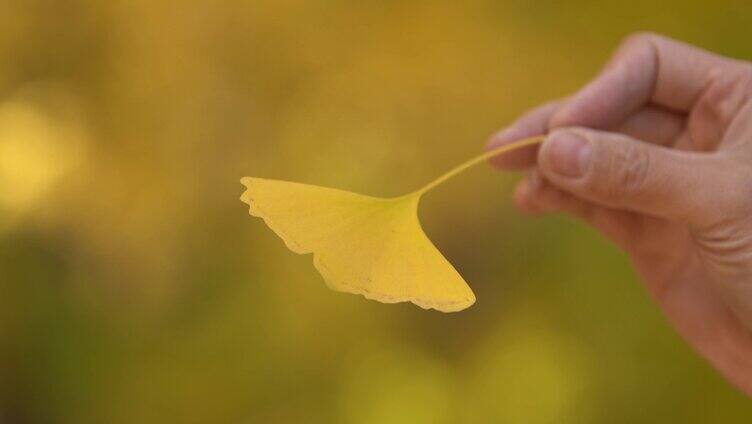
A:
[537,127,745,227]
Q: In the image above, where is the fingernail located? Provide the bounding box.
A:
[547,132,591,177]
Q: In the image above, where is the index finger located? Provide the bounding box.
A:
[550,33,746,129]
[486,100,562,169]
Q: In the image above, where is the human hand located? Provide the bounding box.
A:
[487,33,752,396]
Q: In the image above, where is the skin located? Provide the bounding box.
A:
[486,32,752,396]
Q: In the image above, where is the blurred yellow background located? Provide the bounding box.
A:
[1,0,752,422]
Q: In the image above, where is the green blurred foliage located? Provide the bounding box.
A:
[1,0,751,422]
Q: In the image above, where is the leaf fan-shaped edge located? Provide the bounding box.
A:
[240,177,475,313]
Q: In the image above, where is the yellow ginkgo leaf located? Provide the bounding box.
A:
[240,136,543,312]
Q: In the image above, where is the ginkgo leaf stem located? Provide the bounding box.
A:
[413,135,545,197]
[241,135,546,312]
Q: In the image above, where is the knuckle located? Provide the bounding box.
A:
[692,66,752,149]
[705,65,752,105]
[607,143,651,196]
[618,31,658,52]
[609,32,660,82]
